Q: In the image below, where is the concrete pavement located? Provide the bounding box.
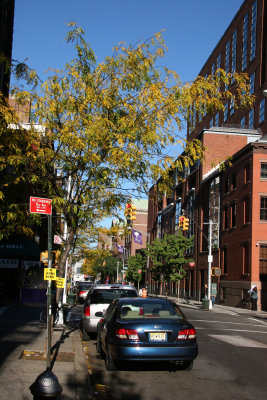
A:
[0,304,93,400]
[1,299,266,400]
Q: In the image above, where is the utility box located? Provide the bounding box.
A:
[202,298,210,310]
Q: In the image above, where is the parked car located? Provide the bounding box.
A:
[96,297,198,371]
[76,281,94,304]
[81,284,138,340]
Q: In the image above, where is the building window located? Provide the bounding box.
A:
[209,177,220,248]
[243,244,249,274]
[231,203,236,228]
[245,164,250,183]
[186,192,195,253]
[260,244,267,274]
[225,40,230,90]
[261,163,267,179]
[212,62,216,75]
[224,207,228,230]
[231,30,237,76]
[174,199,182,234]
[249,108,254,128]
[217,54,221,69]
[230,98,234,116]
[232,173,236,189]
[214,112,219,127]
[221,247,227,275]
[249,72,255,95]
[260,196,267,220]
[224,102,228,122]
[224,176,229,193]
[157,213,162,238]
[259,98,265,123]
[242,13,248,70]
[241,115,246,128]
[244,197,250,224]
[250,0,257,62]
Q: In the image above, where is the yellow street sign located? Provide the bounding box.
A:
[44,268,57,281]
[56,277,65,288]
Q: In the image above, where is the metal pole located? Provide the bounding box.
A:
[46,214,52,370]
[208,219,213,310]
[117,261,119,283]
[146,232,150,290]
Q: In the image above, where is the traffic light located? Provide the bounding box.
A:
[125,202,132,226]
[131,205,137,221]
[179,216,184,229]
[183,217,190,231]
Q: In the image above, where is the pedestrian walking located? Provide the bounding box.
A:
[250,286,258,311]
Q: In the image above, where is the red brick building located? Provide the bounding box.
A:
[147,0,267,310]
[124,199,148,260]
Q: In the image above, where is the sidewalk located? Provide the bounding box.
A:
[0,305,93,400]
[1,299,266,400]
[160,294,267,319]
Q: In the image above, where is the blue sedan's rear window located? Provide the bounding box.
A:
[90,289,137,304]
[119,301,183,319]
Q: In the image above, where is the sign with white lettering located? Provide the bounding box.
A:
[30,197,52,215]
[0,259,19,268]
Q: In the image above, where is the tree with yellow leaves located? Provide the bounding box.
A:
[0,23,253,285]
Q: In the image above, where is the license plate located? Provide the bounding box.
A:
[149,332,167,342]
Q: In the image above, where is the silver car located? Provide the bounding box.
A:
[81,284,138,340]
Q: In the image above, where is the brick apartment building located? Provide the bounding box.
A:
[124,199,148,261]
[147,0,267,310]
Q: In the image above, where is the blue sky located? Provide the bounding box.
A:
[12,0,244,84]
[12,0,244,227]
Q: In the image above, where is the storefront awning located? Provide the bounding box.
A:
[0,239,40,259]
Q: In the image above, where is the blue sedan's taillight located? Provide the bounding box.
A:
[177,328,196,340]
[116,328,139,340]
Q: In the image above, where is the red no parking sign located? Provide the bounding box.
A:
[30,197,52,215]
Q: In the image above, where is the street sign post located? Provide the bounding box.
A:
[30,196,53,370]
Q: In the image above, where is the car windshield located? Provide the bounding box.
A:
[119,300,184,319]
[90,289,137,305]
[78,283,92,290]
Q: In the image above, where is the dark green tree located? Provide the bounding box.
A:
[94,254,121,283]
[147,232,194,286]
[126,252,146,289]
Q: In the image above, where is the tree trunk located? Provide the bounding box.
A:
[56,228,75,304]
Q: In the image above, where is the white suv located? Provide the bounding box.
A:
[81,284,138,340]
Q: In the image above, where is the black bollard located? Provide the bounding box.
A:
[29,369,63,399]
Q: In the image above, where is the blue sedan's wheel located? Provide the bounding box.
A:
[105,346,117,371]
[96,334,104,357]
[82,325,91,341]
[183,360,194,370]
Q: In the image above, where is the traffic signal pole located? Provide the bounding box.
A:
[207,219,213,310]
[181,211,215,310]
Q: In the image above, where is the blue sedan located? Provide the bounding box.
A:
[96,297,198,371]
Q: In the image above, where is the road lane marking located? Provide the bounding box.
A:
[209,334,267,348]
[249,318,267,326]
[197,327,267,333]
[191,319,267,327]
